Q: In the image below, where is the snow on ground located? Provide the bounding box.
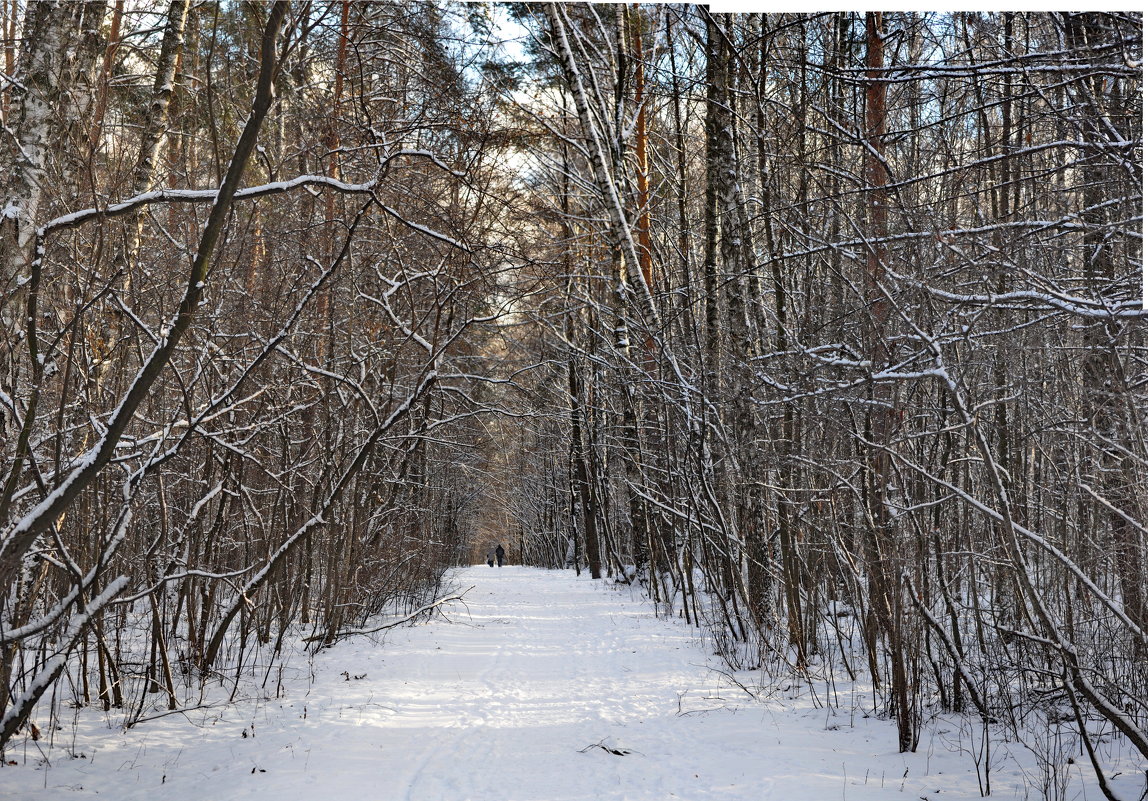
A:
[3,566,1143,800]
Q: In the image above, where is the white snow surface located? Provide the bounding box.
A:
[4,567,1143,799]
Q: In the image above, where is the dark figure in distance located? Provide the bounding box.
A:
[495,543,506,567]
[486,548,495,567]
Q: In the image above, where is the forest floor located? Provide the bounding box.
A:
[4,566,1143,800]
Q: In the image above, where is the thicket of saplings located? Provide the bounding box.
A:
[0,7,1142,800]
[504,7,1146,797]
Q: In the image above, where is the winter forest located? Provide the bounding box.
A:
[0,2,1144,799]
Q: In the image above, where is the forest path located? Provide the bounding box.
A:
[381,566,772,801]
[11,567,971,800]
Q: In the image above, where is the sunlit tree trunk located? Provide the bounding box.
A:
[0,1,106,369]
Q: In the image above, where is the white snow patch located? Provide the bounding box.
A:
[3,567,1143,800]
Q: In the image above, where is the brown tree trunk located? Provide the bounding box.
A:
[862,11,916,754]
[568,341,602,580]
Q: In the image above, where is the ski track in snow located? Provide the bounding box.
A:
[5,567,1139,800]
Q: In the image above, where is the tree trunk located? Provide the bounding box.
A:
[1,1,106,368]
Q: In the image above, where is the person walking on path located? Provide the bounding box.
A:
[495,543,506,567]
[486,548,495,567]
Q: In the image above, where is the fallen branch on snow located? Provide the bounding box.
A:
[304,586,474,645]
[578,739,635,756]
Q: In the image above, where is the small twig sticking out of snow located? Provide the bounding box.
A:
[578,739,635,756]
[709,665,761,702]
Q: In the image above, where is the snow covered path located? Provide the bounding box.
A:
[9,567,1020,799]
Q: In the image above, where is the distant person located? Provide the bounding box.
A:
[495,543,506,567]
[486,548,495,567]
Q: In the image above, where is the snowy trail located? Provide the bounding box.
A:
[377,567,770,801]
[9,567,1007,799]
